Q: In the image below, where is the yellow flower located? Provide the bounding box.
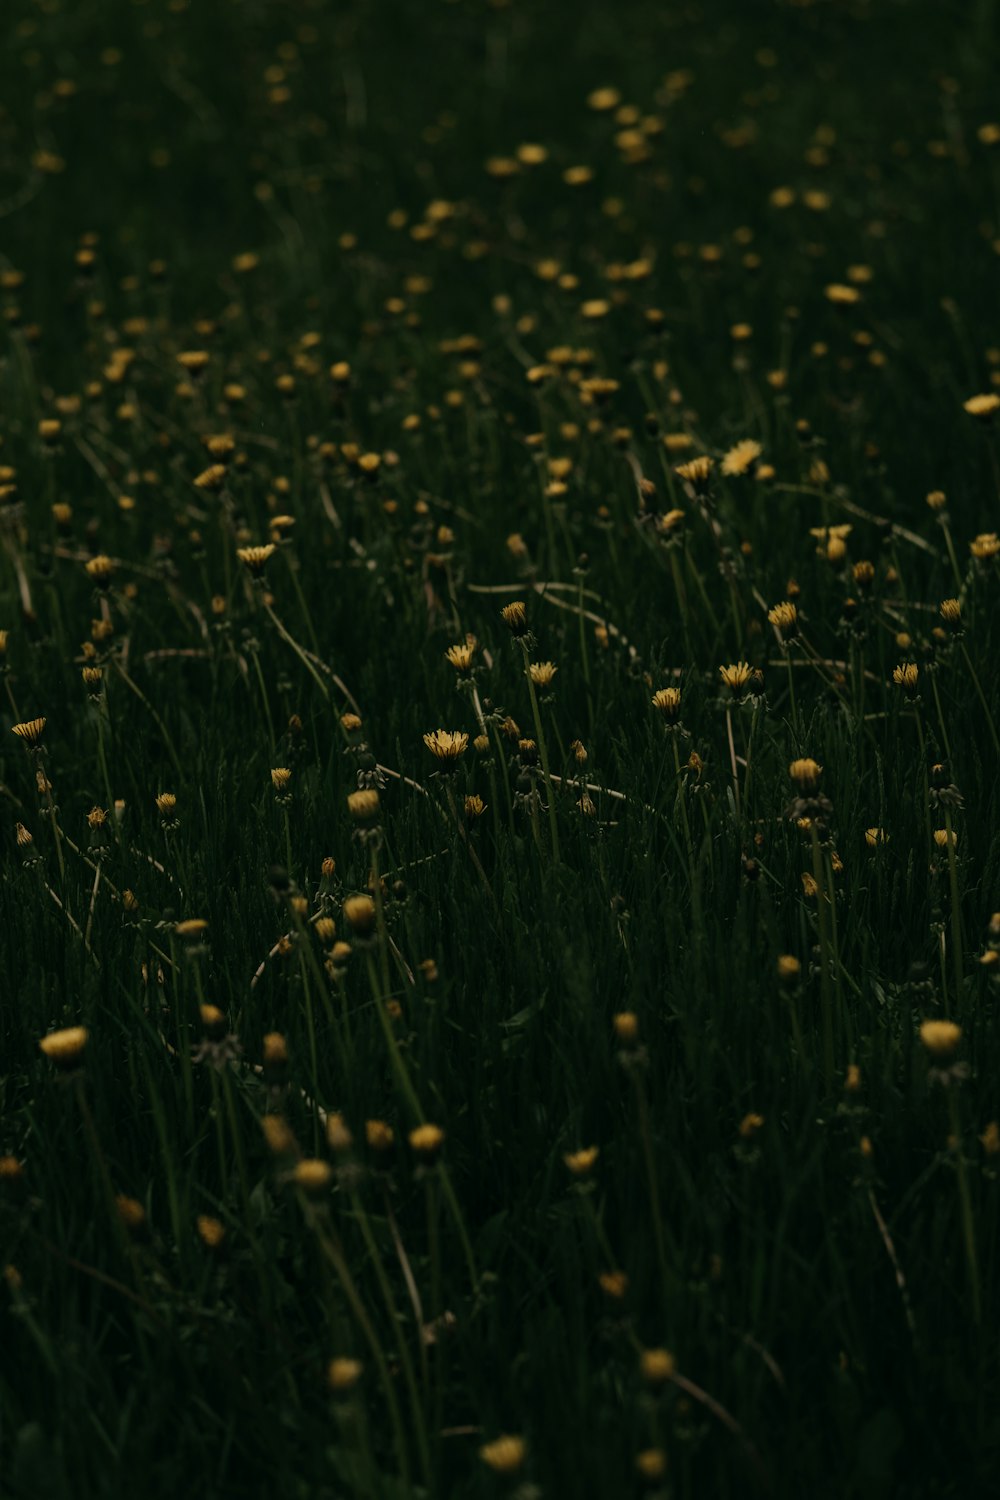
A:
[85,554,115,586]
[342,894,377,935]
[564,1146,599,1176]
[651,686,681,721]
[347,789,380,822]
[271,767,292,791]
[940,598,962,627]
[789,757,822,790]
[719,661,752,692]
[38,1026,89,1068]
[739,1112,765,1138]
[328,1357,363,1393]
[963,393,1000,419]
[933,828,957,850]
[720,439,762,476]
[892,663,919,691]
[408,1123,445,1158]
[11,718,46,747]
[919,1019,962,1056]
[777,954,801,982]
[970,532,1000,560]
[501,600,528,634]
[445,641,476,672]
[261,1114,295,1154]
[675,455,713,490]
[464,794,487,820]
[640,1348,676,1384]
[293,1159,332,1194]
[197,1215,226,1249]
[824,283,861,305]
[865,827,888,847]
[635,1450,667,1482]
[365,1119,395,1153]
[175,918,208,939]
[767,601,798,638]
[422,729,469,763]
[479,1436,526,1474]
[236,544,276,575]
[528,661,558,687]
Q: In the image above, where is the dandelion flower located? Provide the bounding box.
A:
[38,1026,88,1068]
[719,662,752,693]
[422,729,469,764]
[920,1019,962,1056]
[720,439,762,477]
[480,1436,526,1474]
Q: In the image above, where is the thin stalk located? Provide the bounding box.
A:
[521,646,561,863]
[946,1087,982,1326]
[943,808,964,1009]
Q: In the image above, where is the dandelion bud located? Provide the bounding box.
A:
[501,600,528,635]
[789,758,822,791]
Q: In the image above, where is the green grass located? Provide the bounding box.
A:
[2,0,1000,1496]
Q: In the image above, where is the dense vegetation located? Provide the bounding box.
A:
[2,1,1000,1496]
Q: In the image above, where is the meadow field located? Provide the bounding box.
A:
[2,0,1000,1495]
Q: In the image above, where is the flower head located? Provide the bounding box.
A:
[651,686,681,722]
[445,641,476,672]
[789,757,822,791]
[963,393,1000,420]
[719,661,752,693]
[920,1019,962,1057]
[501,600,528,635]
[528,660,557,687]
[720,439,762,477]
[237,544,276,576]
[767,601,798,639]
[479,1436,526,1474]
[39,1025,88,1069]
[422,729,469,764]
[11,718,46,747]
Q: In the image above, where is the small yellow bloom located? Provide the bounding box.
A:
[564,1146,599,1176]
[720,439,762,477]
[408,1123,445,1158]
[11,718,46,747]
[528,660,558,687]
[38,1026,89,1068]
[919,1019,962,1056]
[789,757,822,790]
[328,1357,363,1393]
[479,1435,526,1474]
[236,544,276,575]
[651,686,681,720]
[719,661,752,692]
[640,1348,676,1384]
[963,392,1000,419]
[422,729,469,763]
